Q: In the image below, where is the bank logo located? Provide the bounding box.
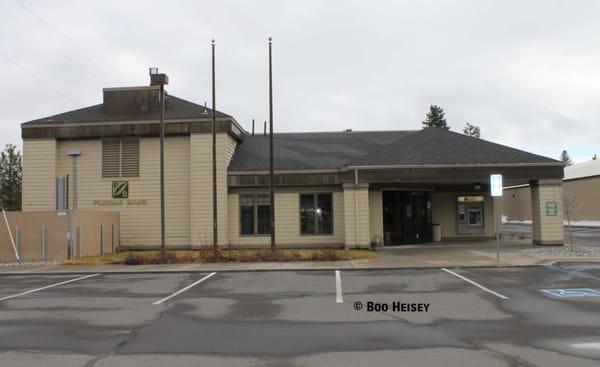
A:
[112,181,129,199]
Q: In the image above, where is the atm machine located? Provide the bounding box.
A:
[457,195,485,235]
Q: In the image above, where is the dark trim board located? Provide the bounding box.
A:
[344,166,564,184]
[228,173,343,187]
[22,120,243,142]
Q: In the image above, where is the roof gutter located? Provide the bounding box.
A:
[343,162,565,170]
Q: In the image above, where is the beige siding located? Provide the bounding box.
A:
[55,137,191,247]
[369,189,383,241]
[190,133,236,247]
[343,185,370,247]
[227,190,345,247]
[531,182,564,244]
[22,139,57,211]
[562,177,600,221]
[503,186,532,221]
[504,177,600,222]
[432,192,495,239]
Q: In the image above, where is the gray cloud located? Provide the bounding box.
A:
[1,0,599,162]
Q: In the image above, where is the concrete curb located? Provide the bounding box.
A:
[4,262,598,275]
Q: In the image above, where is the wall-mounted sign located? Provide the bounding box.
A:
[490,174,503,197]
[93,199,148,206]
[112,181,129,199]
[457,196,484,202]
[546,201,558,216]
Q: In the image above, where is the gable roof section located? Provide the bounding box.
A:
[349,128,561,167]
[228,130,416,171]
[22,95,230,126]
[229,128,561,172]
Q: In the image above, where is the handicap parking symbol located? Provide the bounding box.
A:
[540,288,600,298]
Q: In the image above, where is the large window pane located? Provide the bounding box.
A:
[240,196,255,235]
[301,193,333,235]
[300,194,315,234]
[316,194,332,234]
[257,195,271,234]
[240,194,271,235]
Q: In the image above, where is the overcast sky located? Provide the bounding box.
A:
[1,0,599,163]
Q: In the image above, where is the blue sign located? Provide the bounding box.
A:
[540,288,600,298]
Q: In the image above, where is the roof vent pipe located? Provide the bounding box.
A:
[252,119,255,135]
[264,120,267,136]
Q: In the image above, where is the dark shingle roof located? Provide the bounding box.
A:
[228,130,416,171]
[229,128,559,171]
[350,128,559,166]
[22,95,230,125]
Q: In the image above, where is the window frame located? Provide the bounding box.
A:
[239,194,271,236]
[299,193,334,236]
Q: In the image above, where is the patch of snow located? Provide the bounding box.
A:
[520,245,600,258]
[566,220,600,227]
[503,219,600,227]
[572,342,600,350]
[504,219,532,225]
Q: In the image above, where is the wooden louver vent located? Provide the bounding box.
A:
[121,139,139,177]
[102,139,139,178]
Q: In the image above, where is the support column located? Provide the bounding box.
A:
[530,179,564,246]
[343,183,370,248]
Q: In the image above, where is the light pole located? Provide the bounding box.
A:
[67,150,81,209]
[211,40,219,256]
[150,67,169,262]
[268,37,276,252]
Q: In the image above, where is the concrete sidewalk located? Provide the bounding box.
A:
[1,240,599,274]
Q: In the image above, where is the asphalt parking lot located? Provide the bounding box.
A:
[1,264,600,366]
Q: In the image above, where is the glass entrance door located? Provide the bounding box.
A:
[383,191,432,245]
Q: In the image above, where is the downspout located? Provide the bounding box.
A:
[354,169,359,248]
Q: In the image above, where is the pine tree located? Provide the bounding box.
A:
[0,144,22,211]
[559,150,573,166]
[463,122,481,138]
[422,105,449,130]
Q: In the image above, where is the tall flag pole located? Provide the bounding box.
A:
[268,37,276,252]
[211,39,219,255]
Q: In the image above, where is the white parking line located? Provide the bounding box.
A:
[153,272,217,305]
[0,273,100,302]
[335,270,343,303]
[441,268,509,300]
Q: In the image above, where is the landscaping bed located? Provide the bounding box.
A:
[62,248,376,265]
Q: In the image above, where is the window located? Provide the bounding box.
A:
[300,193,333,235]
[240,195,271,235]
[102,139,139,178]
